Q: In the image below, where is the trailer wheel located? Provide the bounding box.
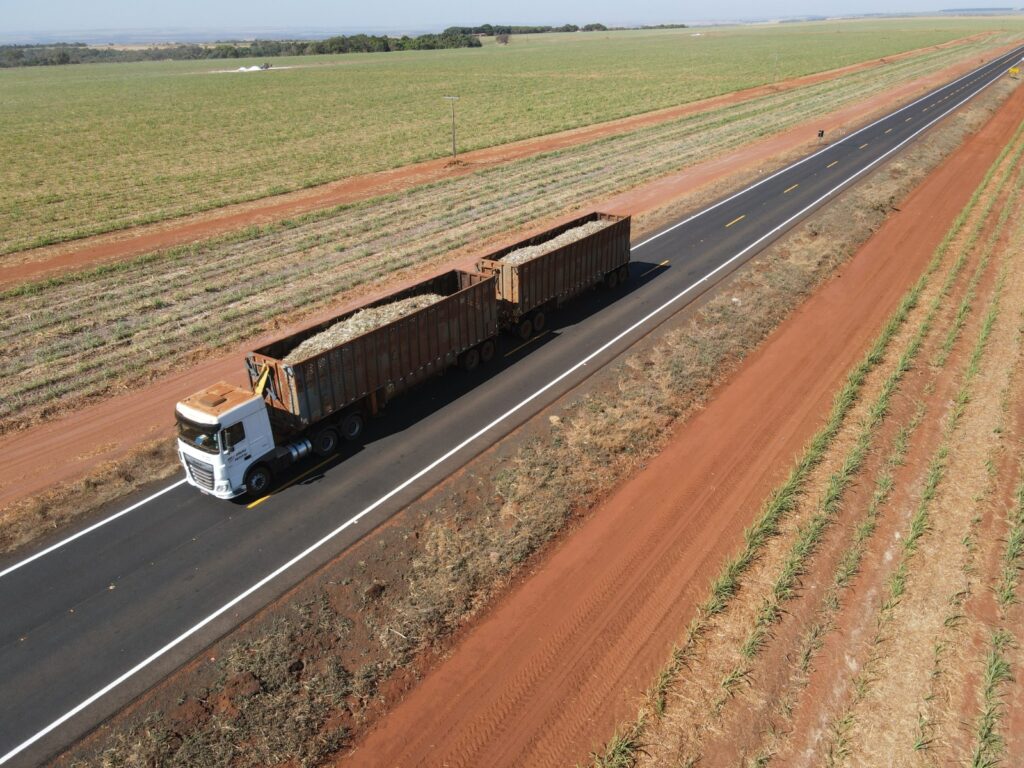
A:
[531,311,546,333]
[461,347,480,371]
[617,265,630,284]
[312,427,340,457]
[480,339,496,363]
[340,412,365,441]
[245,465,273,497]
[516,317,534,340]
[605,270,619,289]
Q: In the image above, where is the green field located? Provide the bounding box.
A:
[2,17,1023,255]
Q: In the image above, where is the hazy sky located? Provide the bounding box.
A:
[2,0,1018,33]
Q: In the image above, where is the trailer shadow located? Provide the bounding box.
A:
[254,258,671,499]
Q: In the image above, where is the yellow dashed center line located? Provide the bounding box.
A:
[859,143,869,150]
[905,117,913,122]
[783,183,799,194]
[725,214,746,228]
[639,259,670,278]
[884,128,893,134]
[826,160,839,169]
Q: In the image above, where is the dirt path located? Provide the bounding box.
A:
[0,35,1003,289]
[344,79,1024,768]
[0,46,1016,517]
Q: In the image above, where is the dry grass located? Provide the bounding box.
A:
[2,41,1014,436]
[0,439,179,555]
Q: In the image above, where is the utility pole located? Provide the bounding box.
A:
[443,95,459,159]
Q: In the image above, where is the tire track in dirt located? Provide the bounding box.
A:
[344,78,1024,768]
[0,35,1002,287]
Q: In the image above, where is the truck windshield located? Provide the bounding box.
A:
[176,415,221,454]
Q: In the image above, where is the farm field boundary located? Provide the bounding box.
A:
[0,32,1015,287]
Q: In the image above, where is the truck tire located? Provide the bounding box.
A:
[245,465,273,497]
[516,317,534,340]
[312,427,340,457]
[461,347,480,372]
[480,339,496,363]
[605,270,619,289]
[531,310,546,333]
[617,265,630,284]
[340,411,364,441]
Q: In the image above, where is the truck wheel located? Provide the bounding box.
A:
[480,339,496,363]
[312,427,340,457]
[461,347,480,371]
[617,265,630,284]
[245,465,273,497]
[605,270,619,289]
[340,412,364,441]
[516,317,534,340]
[531,311,546,333]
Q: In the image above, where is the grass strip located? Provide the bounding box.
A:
[968,629,1015,768]
[995,471,1024,609]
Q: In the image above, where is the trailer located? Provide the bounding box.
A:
[176,270,498,499]
[476,212,631,339]
[175,212,632,500]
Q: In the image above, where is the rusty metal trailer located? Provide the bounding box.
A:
[476,212,631,339]
[246,269,499,441]
[176,214,631,499]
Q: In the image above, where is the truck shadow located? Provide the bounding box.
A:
[260,258,671,498]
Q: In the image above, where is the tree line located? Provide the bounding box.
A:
[443,24,609,35]
[443,22,689,35]
[0,32,481,68]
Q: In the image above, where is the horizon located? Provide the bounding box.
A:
[3,5,1023,46]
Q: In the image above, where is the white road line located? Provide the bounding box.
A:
[3,47,1017,588]
[2,49,1015,766]
[0,480,186,579]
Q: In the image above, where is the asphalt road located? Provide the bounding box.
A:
[2,44,1022,768]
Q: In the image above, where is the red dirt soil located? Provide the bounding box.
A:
[343,79,1024,767]
[0,46,1014,513]
[0,34,1003,288]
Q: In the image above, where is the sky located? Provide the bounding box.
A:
[1,0,1019,36]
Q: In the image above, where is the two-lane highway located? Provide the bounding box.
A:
[2,43,1022,767]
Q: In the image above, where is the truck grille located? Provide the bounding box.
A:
[184,455,215,490]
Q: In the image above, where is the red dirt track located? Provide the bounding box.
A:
[345,81,1024,767]
[0,34,999,288]
[0,45,1015,512]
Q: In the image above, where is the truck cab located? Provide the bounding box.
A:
[175,382,275,499]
